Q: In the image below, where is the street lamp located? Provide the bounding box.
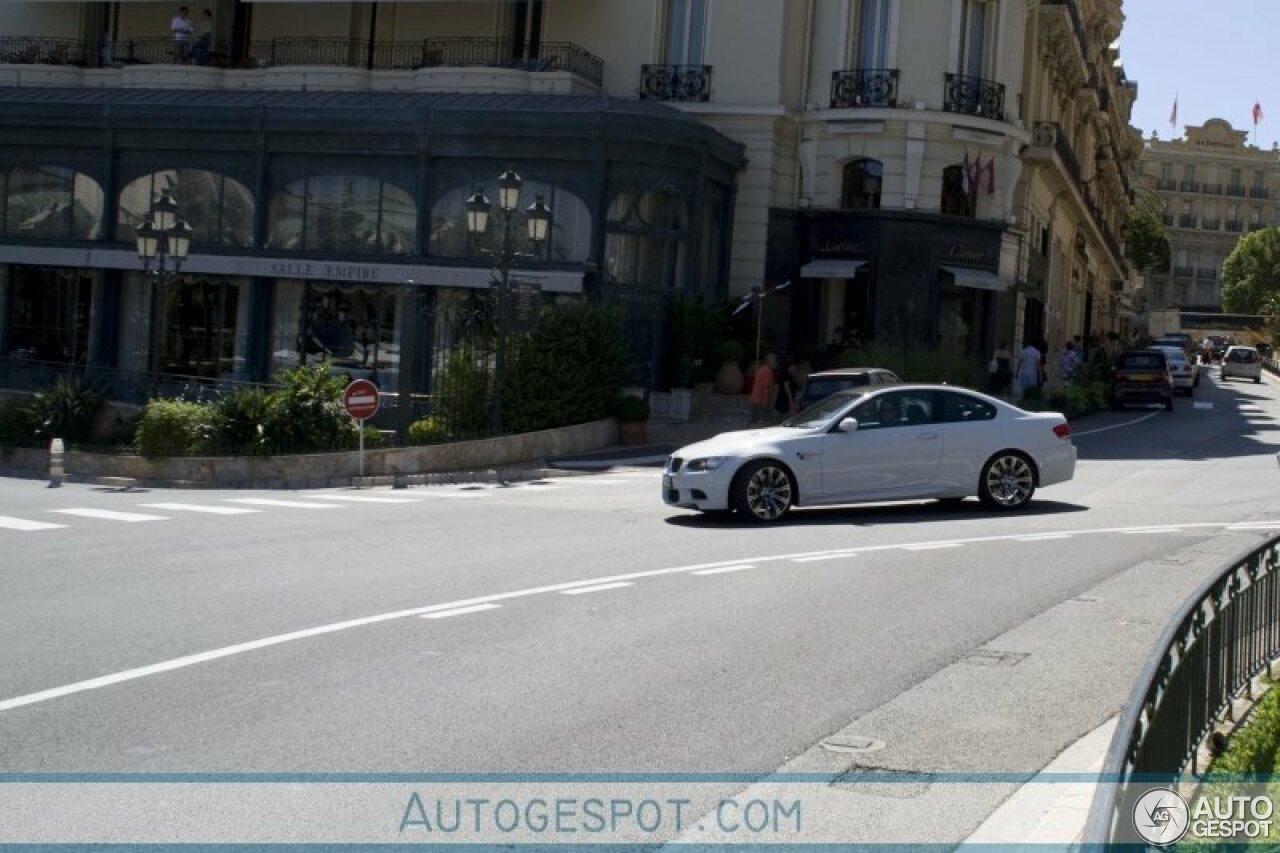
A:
[135,188,193,375]
[465,170,552,433]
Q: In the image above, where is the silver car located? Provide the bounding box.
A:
[1221,346,1263,383]
[1153,346,1197,395]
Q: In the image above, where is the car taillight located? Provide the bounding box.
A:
[1052,423,1071,439]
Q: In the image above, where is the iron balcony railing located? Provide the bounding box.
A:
[943,72,1005,121]
[1156,178,1177,191]
[1161,213,1174,226]
[102,37,192,66]
[639,64,712,102]
[1248,221,1268,232]
[1226,184,1247,197]
[1031,121,1082,187]
[1178,215,1197,228]
[1251,186,1270,199]
[1200,218,1221,231]
[0,36,89,66]
[1196,268,1218,280]
[1180,180,1200,192]
[1173,265,1194,277]
[829,68,899,108]
[1201,183,1223,195]
[1085,535,1280,846]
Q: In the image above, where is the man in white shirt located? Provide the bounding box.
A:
[171,6,193,64]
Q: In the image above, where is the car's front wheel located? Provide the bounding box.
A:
[978,452,1037,510]
[731,460,796,523]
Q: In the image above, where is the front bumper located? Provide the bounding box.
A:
[662,461,734,511]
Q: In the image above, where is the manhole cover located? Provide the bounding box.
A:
[820,735,885,755]
[960,649,1030,667]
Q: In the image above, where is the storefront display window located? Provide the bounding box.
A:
[268,176,415,255]
[604,188,689,290]
[270,280,402,391]
[429,181,591,262]
[118,170,254,248]
[3,167,103,240]
[154,276,250,380]
[6,266,92,364]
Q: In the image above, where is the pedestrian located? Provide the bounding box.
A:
[1014,340,1041,399]
[171,6,194,64]
[1060,341,1082,385]
[748,352,777,426]
[988,341,1013,396]
[192,8,213,66]
[775,357,797,420]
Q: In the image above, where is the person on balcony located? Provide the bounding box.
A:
[171,6,194,64]
[193,9,213,66]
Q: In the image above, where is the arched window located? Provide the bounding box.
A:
[118,170,254,248]
[268,175,415,255]
[604,187,689,289]
[3,167,103,240]
[941,165,972,216]
[429,180,591,262]
[841,159,882,209]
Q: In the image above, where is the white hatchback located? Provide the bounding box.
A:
[1221,346,1263,383]
[662,384,1077,522]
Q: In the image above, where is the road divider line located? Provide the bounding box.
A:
[302,494,421,504]
[901,543,962,551]
[419,604,503,620]
[1072,410,1164,436]
[560,582,634,595]
[791,554,858,563]
[0,516,67,531]
[141,503,260,515]
[1119,527,1183,535]
[50,509,169,523]
[0,519,1256,713]
[225,499,340,509]
[693,565,754,575]
[1013,533,1073,542]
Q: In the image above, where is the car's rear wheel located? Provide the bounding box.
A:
[731,460,795,523]
[978,452,1036,510]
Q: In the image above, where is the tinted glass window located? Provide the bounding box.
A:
[939,392,996,423]
[1228,349,1258,363]
[851,391,934,428]
[805,375,869,399]
[1117,353,1164,369]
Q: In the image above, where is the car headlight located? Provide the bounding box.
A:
[685,456,729,472]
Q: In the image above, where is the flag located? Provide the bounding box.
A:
[961,152,972,197]
[1169,95,1178,129]
[730,281,792,315]
[1254,102,1264,126]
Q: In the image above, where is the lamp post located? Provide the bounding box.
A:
[135,189,193,377]
[465,169,552,434]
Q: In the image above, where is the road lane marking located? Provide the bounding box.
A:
[1119,527,1183,535]
[0,516,66,531]
[1227,522,1280,530]
[693,565,754,574]
[1072,411,1164,436]
[901,543,962,551]
[302,494,420,504]
[0,519,1263,713]
[141,503,261,515]
[791,554,858,563]
[225,499,340,509]
[50,509,169,523]
[560,582,634,595]
[1013,533,1073,542]
[419,604,503,620]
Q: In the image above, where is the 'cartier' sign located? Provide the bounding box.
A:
[944,245,989,264]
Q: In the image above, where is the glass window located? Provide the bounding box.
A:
[939,391,995,422]
[941,165,971,216]
[665,0,707,65]
[605,188,689,289]
[852,391,934,429]
[267,175,415,255]
[118,170,254,248]
[1254,170,1266,188]
[1160,163,1173,181]
[855,0,891,69]
[841,159,882,209]
[429,181,591,262]
[1183,164,1196,183]
[271,280,403,391]
[154,276,250,380]
[960,0,994,78]
[695,198,725,300]
[6,266,92,364]
[4,167,103,240]
[1231,168,1242,186]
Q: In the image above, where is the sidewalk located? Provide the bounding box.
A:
[546,417,743,470]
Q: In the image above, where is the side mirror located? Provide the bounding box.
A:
[838,417,859,433]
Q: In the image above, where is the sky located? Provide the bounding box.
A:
[1117,0,1280,150]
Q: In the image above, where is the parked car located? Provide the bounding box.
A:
[794,367,902,410]
[1152,345,1198,395]
[1110,349,1174,411]
[662,384,1076,522]
[1221,345,1263,383]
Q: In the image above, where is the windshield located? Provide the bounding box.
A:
[782,388,865,428]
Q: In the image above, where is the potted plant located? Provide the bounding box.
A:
[614,395,650,445]
[714,339,746,394]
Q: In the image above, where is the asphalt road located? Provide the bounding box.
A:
[2,368,1279,844]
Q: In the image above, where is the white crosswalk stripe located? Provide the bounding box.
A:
[0,516,67,531]
[303,494,421,504]
[50,508,169,523]
[224,498,340,509]
[141,503,261,515]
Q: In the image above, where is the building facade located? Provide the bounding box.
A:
[0,0,1139,416]
[1138,119,1280,312]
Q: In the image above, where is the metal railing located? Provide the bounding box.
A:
[1178,215,1197,228]
[102,37,183,66]
[0,36,89,66]
[1180,180,1200,192]
[1156,178,1177,191]
[1226,220,1243,232]
[1201,218,1221,231]
[1251,186,1270,199]
[829,68,899,108]
[942,72,1005,121]
[1085,534,1280,846]
[1226,185,1247,197]
[639,64,712,102]
[1031,121,1082,187]
[1173,265,1194,277]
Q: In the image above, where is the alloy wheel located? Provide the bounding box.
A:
[738,463,794,522]
[980,453,1035,509]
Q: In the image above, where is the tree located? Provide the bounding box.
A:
[1126,207,1170,273]
[1221,227,1280,314]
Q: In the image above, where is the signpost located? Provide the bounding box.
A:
[342,379,380,480]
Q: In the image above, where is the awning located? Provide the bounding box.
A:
[800,258,867,278]
[940,265,1008,292]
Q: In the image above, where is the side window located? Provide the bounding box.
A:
[939,392,996,423]
[856,391,933,428]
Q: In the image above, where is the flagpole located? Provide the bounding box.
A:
[755,297,763,367]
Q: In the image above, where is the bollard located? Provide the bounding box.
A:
[48,437,65,488]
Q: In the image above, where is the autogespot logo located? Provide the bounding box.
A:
[1133,788,1190,846]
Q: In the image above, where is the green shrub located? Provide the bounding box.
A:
[135,399,221,458]
[666,298,731,386]
[25,375,105,445]
[214,387,271,455]
[407,417,450,445]
[260,362,355,454]
[613,395,650,422]
[504,301,631,434]
[1212,679,1280,775]
[838,341,985,389]
[717,339,745,363]
[357,425,388,449]
[435,343,492,439]
[0,397,38,448]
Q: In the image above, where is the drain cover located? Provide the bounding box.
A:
[960,649,1030,667]
[820,735,885,755]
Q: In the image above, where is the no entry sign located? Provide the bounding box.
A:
[342,379,380,420]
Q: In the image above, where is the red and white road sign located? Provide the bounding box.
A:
[342,379,380,420]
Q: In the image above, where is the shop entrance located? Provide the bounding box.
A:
[7,266,92,365]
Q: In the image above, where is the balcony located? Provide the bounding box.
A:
[829,68,899,109]
[943,72,1005,121]
[639,64,712,102]
[1201,218,1221,231]
[1196,268,1218,281]
[1179,180,1199,192]
[1248,222,1268,232]
[1201,183,1222,195]
[1251,186,1270,199]
[1226,185,1247,197]
[1178,215,1197,228]
[1155,178,1177,191]
[1173,266,1194,277]
[1030,121,1082,186]
[7,34,606,87]
[1226,220,1243,232]
[1161,213,1174,226]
